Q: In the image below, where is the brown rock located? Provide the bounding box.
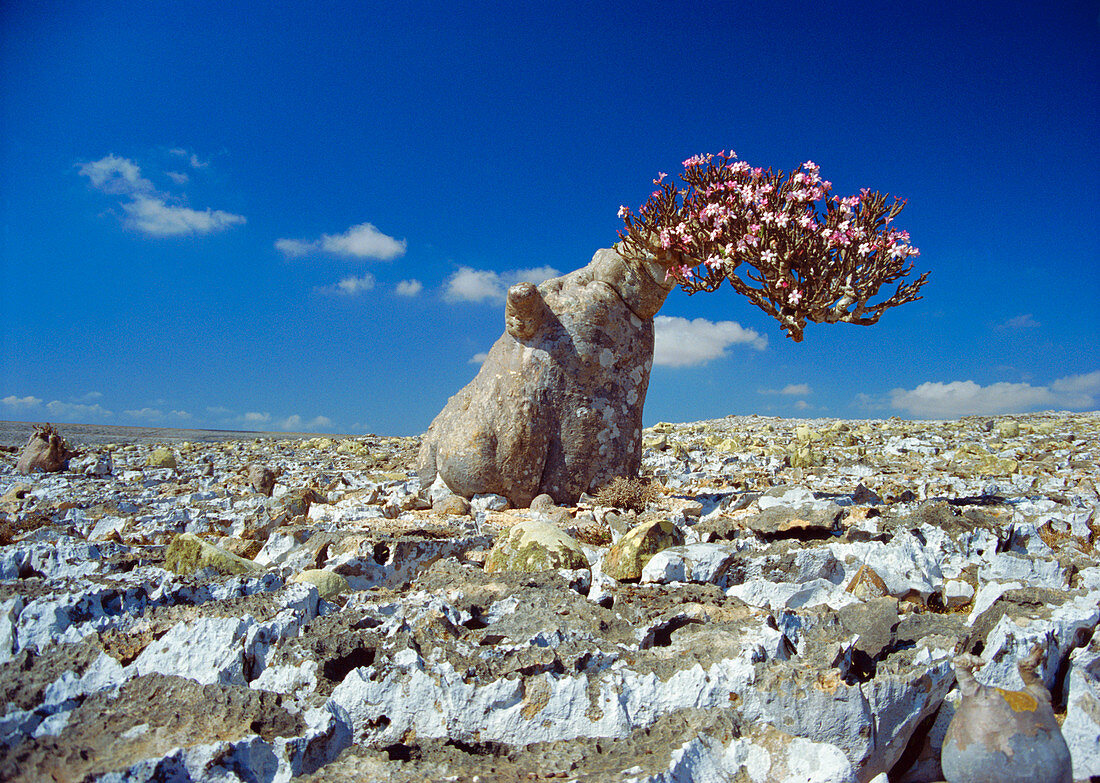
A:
[846,562,889,600]
[247,463,276,496]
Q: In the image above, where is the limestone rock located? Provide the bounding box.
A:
[603,517,685,580]
[292,569,349,601]
[417,247,674,506]
[15,424,80,473]
[1061,635,1100,778]
[145,447,177,469]
[941,649,1072,783]
[484,519,589,574]
[164,532,264,576]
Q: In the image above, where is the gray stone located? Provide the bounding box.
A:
[417,247,674,506]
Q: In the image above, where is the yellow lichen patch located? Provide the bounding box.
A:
[996,687,1038,712]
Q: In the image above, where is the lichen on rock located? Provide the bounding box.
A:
[484,519,589,574]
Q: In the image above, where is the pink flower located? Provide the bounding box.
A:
[653,172,668,184]
[789,289,803,305]
[618,205,629,219]
[761,249,777,263]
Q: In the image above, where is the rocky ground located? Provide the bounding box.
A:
[0,413,1097,782]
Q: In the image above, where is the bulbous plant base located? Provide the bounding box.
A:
[417,247,673,507]
[941,649,1072,783]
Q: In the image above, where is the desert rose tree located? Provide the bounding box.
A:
[417,151,929,506]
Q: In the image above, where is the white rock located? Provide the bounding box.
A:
[330,651,755,747]
[641,543,740,586]
[829,533,943,600]
[132,615,254,687]
[977,591,1100,691]
[471,492,509,513]
[979,551,1068,588]
[1061,638,1100,778]
[943,579,974,608]
[726,578,858,611]
[0,596,23,664]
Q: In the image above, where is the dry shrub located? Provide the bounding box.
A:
[594,476,660,513]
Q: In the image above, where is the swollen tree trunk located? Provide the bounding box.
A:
[417,247,674,506]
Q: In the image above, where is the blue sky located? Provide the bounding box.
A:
[2,1,1098,436]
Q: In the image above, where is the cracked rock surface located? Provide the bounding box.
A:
[0,412,1098,782]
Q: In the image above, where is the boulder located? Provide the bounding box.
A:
[145,447,177,469]
[15,424,80,473]
[291,569,349,601]
[603,517,685,580]
[164,532,264,576]
[417,247,674,506]
[484,520,589,574]
[247,463,276,496]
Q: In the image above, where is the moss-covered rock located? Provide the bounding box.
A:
[603,518,685,581]
[291,569,349,600]
[145,448,177,469]
[164,532,263,576]
[484,520,589,574]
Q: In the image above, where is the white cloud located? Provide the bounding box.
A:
[469,352,490,365]
[443,265,560,303]
[80,153,244,237]
[888,370,1100,418]
[2,394,43,410]
[276,223,406,261]
[316,274,376,296]
[169,148,208,168]
[997,313,1041,330]
[653,316,767,367]
[122,195,246,237]
[277,414,333,432]
[123,407,191,421]
[395,279,423,297]
[243,411,271,424]
[760,383,812,396]
[78,154,153,194]
[274,238,314,257]
[1050,370,1100,396]
[794,400,812,410]
[44,400,112,420]
[165,171,189,185]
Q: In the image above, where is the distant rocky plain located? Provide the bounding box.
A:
[0,413,1097,782]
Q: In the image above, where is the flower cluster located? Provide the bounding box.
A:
[617,151,928,341]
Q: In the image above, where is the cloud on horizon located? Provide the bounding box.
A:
[276,223,407,261]
[760,383,812,396]
[79,153,245,237]
[885,370,1100,418]
[443,265,559,303]
[653,316,767,368]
